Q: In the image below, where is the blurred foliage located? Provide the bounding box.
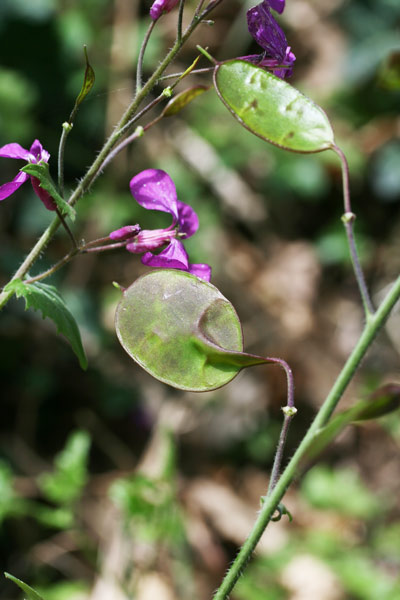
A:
[38,430,90,506]
[1,0,400,598]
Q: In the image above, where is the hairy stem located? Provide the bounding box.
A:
[177,0,186,43]
[213,273,400,599]
[57,123,71,196]
[0,0,226,310]
[136,20,156,93]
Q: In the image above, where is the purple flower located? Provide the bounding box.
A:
[245,0,295,79]
[110,169,211,281]
[150,0,180,21]
[0,139,56,210]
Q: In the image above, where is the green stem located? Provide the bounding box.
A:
[177,0,186,43]
[213,273,400,600]
[0,1,225,310]
[0,216,60,308]
[57,123,72,196]
[136,20,156,93]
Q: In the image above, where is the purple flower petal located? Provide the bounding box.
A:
[0,171,29,201]
[188,263,212,281]
[247,1,288,64]
[30,177,57,211]
[268,0,285,14]
[272,46,296,78]
[177,200,199,239]
[150,0,179,20]
[126,228,173,253]
[141,238,189,270]
[109,224,141,241]
[0,143,31,160]
[130,169,179,223]
[29,139,50,164]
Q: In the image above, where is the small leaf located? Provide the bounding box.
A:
[214,60,335,153]
[162,85,209,117]
[73,45,95,113]
[20,163,75,220]
[38,430,91,505]
[115,270,270,391]
[5,279,87,369]
[305,384,400,462]
[4,573,45,600]
[177,54,202,81]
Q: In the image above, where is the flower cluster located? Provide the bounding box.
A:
[110,169,211,281]
[245,0,295,79]
[0,139,55,210]
[150,0,179,21]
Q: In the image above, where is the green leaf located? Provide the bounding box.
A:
[162,85,209,117]
[301,466,379,519]
[73,45,95,113]
[4,573,45,600]
[38,430,91,505]
[20,163,75,220]
[115,270,269,391]
[5,279,87,369]
[214,60,335,153]
[305,384,400,462]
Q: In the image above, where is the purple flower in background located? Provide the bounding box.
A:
[110,169,211,281]
[150,0,180,20]
[0,139,56,210]
[245,0,295,78]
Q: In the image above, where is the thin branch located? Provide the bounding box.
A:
[57,123,72,196]
[264,358,296,494]
[23,237,133,285]
[332,144,375,317]
[177,0,186,43]
[158,66,214,81]
[195,0,207,17]
[136,20,156,92]
[55,207,78,249]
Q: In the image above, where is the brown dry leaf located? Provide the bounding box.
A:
[252,241,320,339]
[280,554,345,600]
[136,573,175,600]
[186,478,288,555]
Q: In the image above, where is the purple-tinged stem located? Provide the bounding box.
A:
[265,358,296,494]
[333,144,375,317]
[195,0,207,17]
[24,237,136,284]
[55,207,78,249]
[158,66,214,80]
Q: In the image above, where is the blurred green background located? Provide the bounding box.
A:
[1,1,400,598]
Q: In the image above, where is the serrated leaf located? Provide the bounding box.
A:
[162,85,209,117]
[305,384,400,463]
[4,573,45,600]
[73,46,95,111]
[115,270,270,391]
[214,59,335,153]
[5,279,87,369]
[20,163,75,220]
